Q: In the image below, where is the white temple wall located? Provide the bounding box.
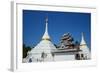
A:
[54,55,75,61]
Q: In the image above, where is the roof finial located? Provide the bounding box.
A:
[81,32,86,45]
[42,16,50,40]
[45,16,48,33]
[82,32,84,41]
[46,16,48,23]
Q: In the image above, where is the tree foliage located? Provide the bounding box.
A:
[23,44,32,58]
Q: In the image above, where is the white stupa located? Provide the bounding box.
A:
[79,33,90,59]
[26,17,57,62]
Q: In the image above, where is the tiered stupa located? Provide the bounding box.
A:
[26,17,57,62]
[79,33,90,59]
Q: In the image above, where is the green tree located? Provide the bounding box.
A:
[23,44,32,58]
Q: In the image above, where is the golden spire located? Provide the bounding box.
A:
[42,16,51,41]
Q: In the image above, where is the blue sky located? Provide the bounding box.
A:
[23,10,91,49]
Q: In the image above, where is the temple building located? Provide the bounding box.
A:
[23,17,90,63]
